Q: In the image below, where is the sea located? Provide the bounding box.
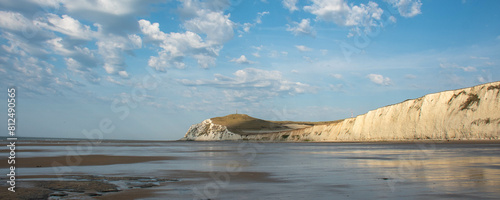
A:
[3,137,500,199]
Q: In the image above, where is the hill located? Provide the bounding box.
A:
[181,81,500,141]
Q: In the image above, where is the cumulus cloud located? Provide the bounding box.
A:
[367,74,392,85]
[0,4,140,83]
[304,0,383,27]
[230,55,253,64]
[182,9,234,44]
[140,0,235,71]
[0,0,195,99]
[178,68,313,102]
[282,0,299,12]
[287,18,316,37]
[295,45,312,52]
[139,19,222,70]
[385,0,422,18]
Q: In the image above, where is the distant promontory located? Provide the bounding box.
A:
[181,82,500,142]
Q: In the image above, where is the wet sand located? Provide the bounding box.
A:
[0,174,177,199]
[0,171,279,199]
[1,139,500,199]
[0,155,177,168]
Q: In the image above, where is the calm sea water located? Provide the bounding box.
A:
[12,139,500,199]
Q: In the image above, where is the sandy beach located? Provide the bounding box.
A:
[0,155,177,168]
[1,139,500,199]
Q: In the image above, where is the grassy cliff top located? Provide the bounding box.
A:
[210,114,343,134]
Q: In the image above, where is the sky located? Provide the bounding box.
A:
[0,0,499,140]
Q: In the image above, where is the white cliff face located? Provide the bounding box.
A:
[181,119,243,141]
[182,82,500,141]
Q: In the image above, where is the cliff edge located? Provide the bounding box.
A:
[181,82,500,141]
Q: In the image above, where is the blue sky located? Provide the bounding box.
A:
[1,0,499,140]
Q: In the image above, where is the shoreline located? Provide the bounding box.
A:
[179,139,500,144]
[3,138,500,144]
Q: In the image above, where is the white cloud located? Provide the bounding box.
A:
[138,20,167,41]
[183,9,234,45]
[0,11,35,32]
[63,0,140,16]
[118,71,129,78]
[241,11,269,33]
[230,55,253,64]
[46,37,74,55]
[139,19,221,70]
[243,23,252,33]
[330,74,343,79]
[31,11,140,78]
[477,76,486,83]
[385,0,422,18]
[462,66,477,72]
[128,34,142,49]
[389,16,397,23]
[282,0,299,12]
[59,0,161,35]
[295,45,312,52]
[65,57,101,83]
[367,74,392,85]
[287,18,316,37]
[304,0,383,27]
[37,14,94,40]
[346,2,383,26]
[140,1,235,71]
[106,76,124,85]
[470,56,489,60]
[0,0,154,97]
[440,63,477,72]
[255,11,269,24]
[96,34,141,74]
[252,45,263,51]
[329,84,344,91]
[178,68,313,102]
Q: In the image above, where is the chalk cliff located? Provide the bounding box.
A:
[181,82,500,141]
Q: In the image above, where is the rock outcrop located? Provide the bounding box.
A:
[181,82,500,141]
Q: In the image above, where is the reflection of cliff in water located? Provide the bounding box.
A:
[351,145,500,196]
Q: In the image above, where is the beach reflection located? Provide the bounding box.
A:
[358,152,500,194]
[4,140,500,199]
